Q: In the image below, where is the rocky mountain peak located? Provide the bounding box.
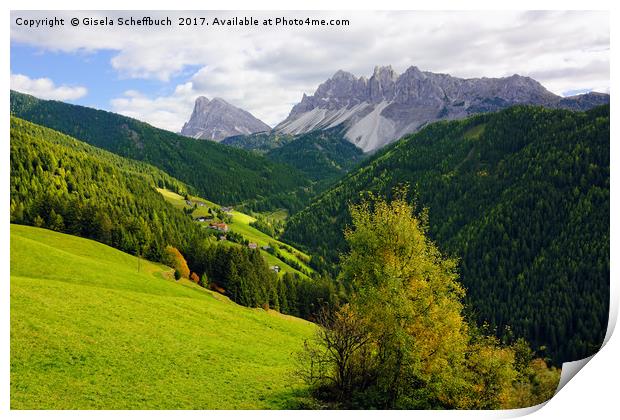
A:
[331,69,357,80]
[372,65,396,79]
[402,65,425,78]
[181,96,271,142]
[369,65,398,102]
[275,65,609,152]
[192,96,211,111]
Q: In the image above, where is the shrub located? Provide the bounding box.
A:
[163,245,190,279]
[199,273,208,288]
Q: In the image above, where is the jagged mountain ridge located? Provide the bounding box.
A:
[274,65,610,152]
[181,96,271,141]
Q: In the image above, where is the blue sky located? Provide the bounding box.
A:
[10,10,610,131]
[11,44,195,110]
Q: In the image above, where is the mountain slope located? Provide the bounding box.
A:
[10,117,332,319]
[226,128,366,213]
[10,90,309,206]
[222,126,366,182]
[11,224,315,409]
[10,116,201,261]
[181,96,271,141]
[265,126,365,182]
[157,188,315,279]
[222,131,296,153]
[275,65,610,152]
[283,105,610,364]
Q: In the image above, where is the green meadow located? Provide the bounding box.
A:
[157,188,314,278]
[10,224,315,409]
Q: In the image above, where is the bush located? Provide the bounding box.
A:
[199,273,208,288]
[163,245,190,279]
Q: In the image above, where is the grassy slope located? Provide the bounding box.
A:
[11,224,315,409]
[157,188,313,278]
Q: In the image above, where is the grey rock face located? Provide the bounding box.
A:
[555,92,611,111]
[275,66,609,152]
[181,96,271,141]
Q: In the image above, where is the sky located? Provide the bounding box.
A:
[10,10,610,131]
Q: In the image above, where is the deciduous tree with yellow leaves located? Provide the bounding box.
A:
[299,189,559,409]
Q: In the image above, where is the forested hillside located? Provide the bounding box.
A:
[218,127,366,213]
[10,117,333,319]
[265,126,366,182]
[10,116,198,262]
[223,126,365,182]
[222,131,296,153]
[283,105,610,364]
[10,90,310,206]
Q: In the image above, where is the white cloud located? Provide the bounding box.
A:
[11,10,609,130]
[10,73,88,101]
[110,87,195,132]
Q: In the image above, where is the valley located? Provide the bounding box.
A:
[8,66,609,409]
[157,188,314,279]
[8,7,612,410]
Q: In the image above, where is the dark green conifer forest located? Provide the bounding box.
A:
[284,105,610,364]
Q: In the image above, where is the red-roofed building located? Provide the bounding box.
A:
[209,222,229,232]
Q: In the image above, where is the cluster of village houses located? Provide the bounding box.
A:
[187,200,281,273]
[191,202,233,230]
